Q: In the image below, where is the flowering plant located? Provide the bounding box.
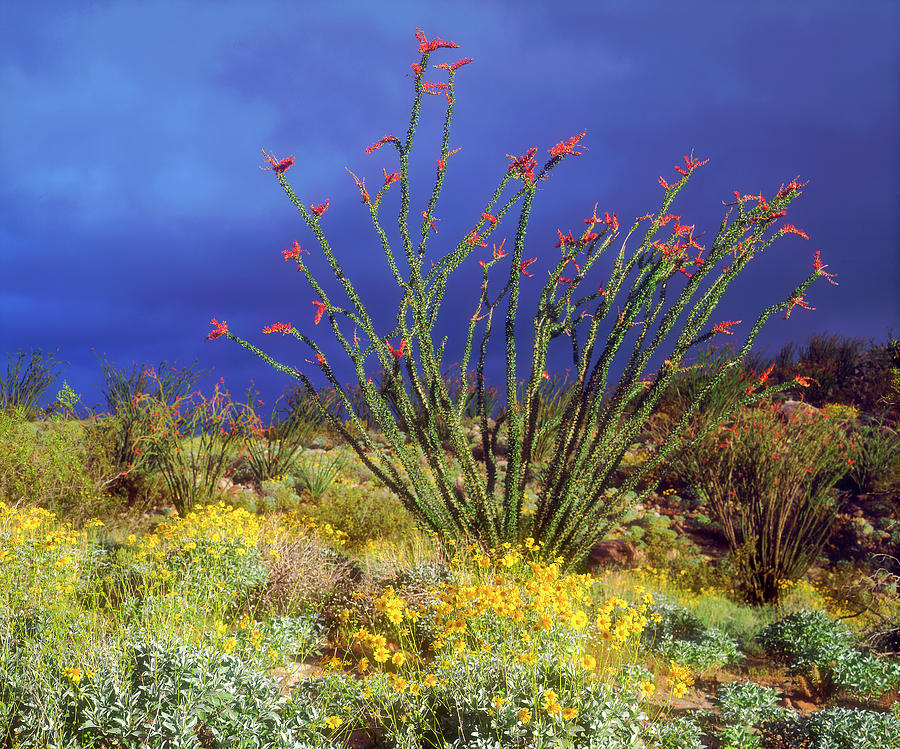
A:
[672,400,854,604]
[210,28,834,568]
[134,378,254,515]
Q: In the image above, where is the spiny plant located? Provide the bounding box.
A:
[209,27,834,570]
[0,348,66,420]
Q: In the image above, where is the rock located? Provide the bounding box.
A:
[779,400,821,422]
[586,539,642,568]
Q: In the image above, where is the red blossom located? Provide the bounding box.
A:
[262,322,292,335]
[481,212,498,225]
[346,169,370,204]
[780,224,809,239]
[658,176,673,190]
[423,81,452,102]
[520,257,537,277]
[673,149,709,176]
[422,211,441,233]
[432,57,474,71]
[464,230,488,248]
[414,28,461,53]
[604,212,618,230]
[548,129,587,158]
[311,200,330,217]
[775,178,806,200]
[386,338,407,359]
[492,238,507,260]
[312,300,326,325]
[366,134,396,154]
[712,320,741,336]
[555,228,576,249]
[784,294,815,319]
[409,63,422,79]
[506,147,539,183]
[260,148,294,175]
[436,146,461,171]
[383,168,402,187]
[757,364,775,386]
[315,353,326,367]
[207,318,228,340]
[813,251,838,285]
[282,240,307,262]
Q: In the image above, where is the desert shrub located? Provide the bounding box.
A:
[671,399,853,604]
[91,355,210,501]
[299,482,420,550]
[239,386,317,484]
[757,609,900,700]
[254,531,359,618]
[0,406,115,520]
[291,448,352,502]
[715,681,786,748]
[764,333,895,414]
[0,348,65,420]
[0,633,346,748]
[653,343,773,427]
[848,415,900,494]
[641,597,741,671]
[759,707,900,749]
[643,716,707,749]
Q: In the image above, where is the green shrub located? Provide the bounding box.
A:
[292,449,350,501]
[643,716,707,749]
[716,681,785,731]
[764,333,895,414]
[760,707,900,749]
[757,609,900,700]
[0,406,115,519]
[848,415,900,494]
[299,482,419,550]
[642,597,741,671]
[0,633,347,748]
[0,348,65,420]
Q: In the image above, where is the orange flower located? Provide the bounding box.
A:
[207,318,228,340]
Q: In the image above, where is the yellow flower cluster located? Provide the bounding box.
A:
[62,666,93,684]
[0,502,86,603]
[667,660,694,698]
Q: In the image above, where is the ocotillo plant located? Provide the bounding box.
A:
[210,28,835,569]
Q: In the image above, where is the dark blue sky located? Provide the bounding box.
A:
[2,0,898,417]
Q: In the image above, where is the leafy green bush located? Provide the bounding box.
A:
[642,598,741,670]
[0,634,347,748]
[757,609,900,700]
[716,682,786,748]
[643,716,707,749]
[759,707,900,749]
[299,482,419,549]
[0,406,116,519]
